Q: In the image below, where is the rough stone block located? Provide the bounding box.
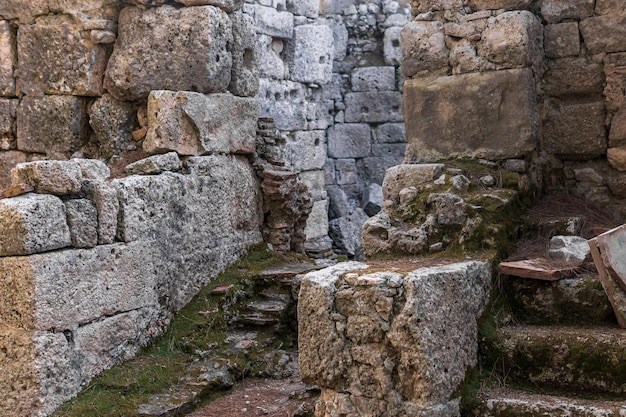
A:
[543,102,607,159]
[299,261,491,414]
[0,1,49,24]
[351,66,396,92]
[607,147,626,172]
[0,150,26,190]
[362,182,383,216]
[327,185,351,219]
[228,11,259,97]
[595,0,625,15]
[580,15,626,55]
[89,94,138,159]
[335,158,357,186]
[376,123,406,143]
[468,0,532,9]
[82,179,119,245]
[357,156,403,186]
[65,199,98,248]
[17,22,107,96]
[257,79,307,131]
[286,0,318,16]
[0,194,71,256]
[144,91,258,156]
[304,199,328,240]
[0,21,16,97]
[324,159,336,186]
[344,92,403,123]
[0,98,16,149]
[382,163,445,201]
[604,53,626,115]
[404,69,537,162]
[328,123,371,159]
[541,0,594,23]
[477,11,543,72]
[177,0,243,12]
[71,158,110,180]
[299,169,327,202]
[243,4,294,38]
[287,24,333,84]
[286,130,326,171]
[401,21,448,78]
[104,5,233,101]
[610,106,626,147]
[328,18,348,61]
[384,26,402,66]
[17,95,88,155]
[256,34,288,80]
[125,152,182,176]
[544,22,580,59]
[328,208,369,257]
[372,143,406,159]
[543,58,604,98]
[12,161,82,195]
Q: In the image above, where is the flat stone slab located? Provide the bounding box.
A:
[499,258,580,281]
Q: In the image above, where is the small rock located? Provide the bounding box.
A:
[479,175,496,187]
[548,235,590,264]
[450,174,471,190]
[124,152,181,176]
[12,160,82,195]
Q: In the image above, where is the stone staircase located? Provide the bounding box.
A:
[474,263,626,415]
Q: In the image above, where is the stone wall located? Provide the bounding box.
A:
[400,0,626,219]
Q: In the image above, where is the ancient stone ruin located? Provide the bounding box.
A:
[1,0,626,416]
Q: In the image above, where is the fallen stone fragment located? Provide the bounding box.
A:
[1,183,34,199]
[548,235,590,264]
[11,161,82,195]
[499,258,580,281]
[0,193,71,256]
[125,152,182,176]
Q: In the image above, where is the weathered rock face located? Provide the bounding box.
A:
[403,69,537,162]
[299,260,492,416]
[104,5,233,101]
[144,91,258,156]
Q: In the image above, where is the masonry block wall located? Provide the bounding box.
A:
[401,0,626,219]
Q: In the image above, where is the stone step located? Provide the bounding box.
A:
[501,271,616,325]
[499,324,626,396]
[475,387,626,417]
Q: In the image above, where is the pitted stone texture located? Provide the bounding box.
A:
[0,21,16,97]
[17,22,107,97]
[345,92,403,123]
[17,95,88,155]
[89,94,138,159]
[71,158,110,180]
[229,11,259,97]
[403,69,537,162]
[243,4,294,38]
[328,123,371,158]
[12,160,82,195]
[544,23,580,59]
[177,0,243,12]
[286,24,333,84]
[125,152,181,176]
[65,199,98,248]
[543,58,603,98]
[0,98,17,150]
[580,15,626,55]
[104,5,232,101]
[468,0,532,9]
[604,53,626,115]
[256,34,289,80]
[541,0,594,24]
[543,102,607,159]
[376,123,406,144]
[82,180,118,245]
[382,164,445,202]
[351,67,396,92]
[144,91,258,156]
[0,1,49,24]
[0,150,26,190]
[384,26,403,66]
[299,261,491,417]
[286,130,327,171]
[257,79,307,131]
[287,0,319,17]
[401,21,448,78]
[0,194,71,257]
[304,199,329,240]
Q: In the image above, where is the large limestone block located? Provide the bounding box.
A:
[401,21,448,78]
[12,160,82,195]
[541,0,594,24]
[543,57,603,98]
[228,11,259,97]
[242,4,294,38]
[65,199,98,248]
[0,21,15,97]
[287,24,333,84]
[351,67,396,92]
[580,15,626,55]
[177,0,243,12]
[82,179,119,244]
[89,94,138,159]
[382,163,445,201]
[257,79,307,131]
[0,150,26,190]
[256,34,288,80]
[287,130,327,171]
[299,261,492,416]
[304,199,329,240]
[0,193,71,257]
[344,91,403,123]
[16,95,88,155]
[327,123,371,158]
[144,91,258,156]
[104,6,233,101]
[544,23,580,59]
[384,26,403,66]
[17,22,107,97]
[543,102,607,159]
[403,68,537,162]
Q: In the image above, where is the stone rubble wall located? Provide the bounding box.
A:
[0,1,267,415]
[400,0,626,219]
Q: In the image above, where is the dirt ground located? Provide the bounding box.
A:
[188,377,318,417]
